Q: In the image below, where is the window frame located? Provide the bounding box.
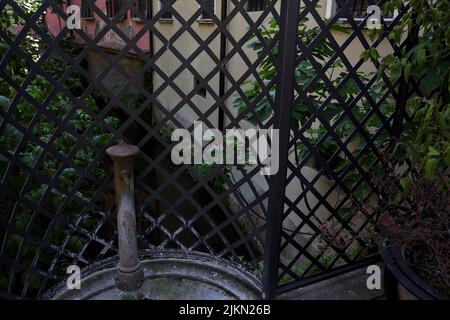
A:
[106,0,127,21]
[197,0,216,22]
[81,0,95,19]
[325,0,398,23]
[158,0,174,21]
[132,0,148,21]
[194,76,207,98]
[247,0,266,12]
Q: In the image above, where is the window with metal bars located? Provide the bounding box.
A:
[198,0,215,20]
[328,0,395,20]
[194,76,207,98]
[81,0,94,19]
[247,0,266,12]
[132,0,147,19]
[159,0,173,20]
[106,0,127,20]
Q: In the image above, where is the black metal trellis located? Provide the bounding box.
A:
[0,0,415,299]
[265,0,416,298]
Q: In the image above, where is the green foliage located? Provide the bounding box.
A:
[369,0,450,188]
[159,122,231,190]
[120,292,147,300]
[0,3,119,295]
[109,81,145,110]
[376,1,450,98]
[395,99,449,188]
[0,0,42,31]
[159,123,174,143]
[278,242,364,285]
[365,1,449,293]
[191,158,232,191]
[120,293,138,300]
[234,15,393,211]
[228,255,264,278]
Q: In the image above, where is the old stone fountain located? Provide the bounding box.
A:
[44,143,261,300]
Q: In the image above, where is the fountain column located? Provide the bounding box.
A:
[106,142,144,291]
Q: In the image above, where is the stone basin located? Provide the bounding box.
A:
[44,251,262,300]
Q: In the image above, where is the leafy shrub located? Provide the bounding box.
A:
[364,0,449,295]
[0,3,119,296]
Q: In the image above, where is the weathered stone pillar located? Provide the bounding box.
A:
[106,142,144,291]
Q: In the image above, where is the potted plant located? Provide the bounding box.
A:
[356,0,450,300]
[372,92,449,300]
[319,0,450,295]
[374,152,449,300]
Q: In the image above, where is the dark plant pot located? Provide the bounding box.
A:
[380,244,449,300]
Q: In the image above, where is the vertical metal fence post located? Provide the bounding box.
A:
[262,0,300,299]
[107,142,144,291]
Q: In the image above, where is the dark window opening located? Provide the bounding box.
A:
[159,0,173,20]
[132,0,147,19]
[81,0,94,19]
[194,77,207,98]
[336,0,394,19]
[247,0,266,12]
[199,0,215,20]
[106,0,127,20]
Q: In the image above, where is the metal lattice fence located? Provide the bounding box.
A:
[0,0,415,299]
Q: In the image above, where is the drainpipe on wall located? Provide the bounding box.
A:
[148,0,155,129]
[218,0,228,131]
[148,0,154,58]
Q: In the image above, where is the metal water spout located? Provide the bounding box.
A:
[106,142,144,291]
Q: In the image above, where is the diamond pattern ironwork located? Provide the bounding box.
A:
[0,0,417,299]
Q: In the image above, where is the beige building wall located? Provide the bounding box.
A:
[151,0,394,261]
[151,0,222,128]
[152,0,395,126]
